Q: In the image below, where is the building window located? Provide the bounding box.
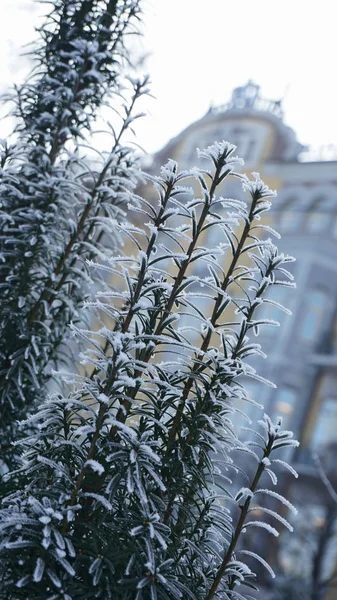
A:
[306,212,330,233]
[257,285,292,337]
[277,195,303,233]
[332,216,337,238]
[232,381,266,433]
[330,315,337,354]
[311,397,337,450]
[299,289,327,342]
[306,196,332,233]
[272,388,297,430]
[245,139,257,162]
[223,124,265,166]
[280,211,303,233]
[232,134,255,163]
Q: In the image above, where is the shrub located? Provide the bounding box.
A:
[0,0,145,471]
[0,140,299,599]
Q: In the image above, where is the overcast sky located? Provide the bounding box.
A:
[1,0,336,155]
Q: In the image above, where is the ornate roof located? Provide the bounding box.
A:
[205,81,305,162]
[209,80,284,120]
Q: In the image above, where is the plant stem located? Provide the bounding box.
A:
[62,179,175,517]
[165,192,259,452]
[204,436,274,600]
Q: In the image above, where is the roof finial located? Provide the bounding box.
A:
[231,80,260,109]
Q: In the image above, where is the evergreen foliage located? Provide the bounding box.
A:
[0,141,299,598]
[0,0,145,469]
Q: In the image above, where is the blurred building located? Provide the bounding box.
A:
[150,81,337,594]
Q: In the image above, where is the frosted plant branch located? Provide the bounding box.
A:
[62,160,181,513]
[0,141,299,599]
[27,77,148,327]
[205,416,299,599]
[0,0,144,471]
[105,143,243,441]
[164,171,279,453]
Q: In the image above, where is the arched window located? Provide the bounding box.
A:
[257,284,292,337]
[245,139,257,162]
[185,128,218,163]
[332,215,337,238]
[311,397,337,450]
[278,196,303,233]
[306,196,331,233]
[299,288,328,342]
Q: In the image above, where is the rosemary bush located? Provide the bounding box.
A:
[0,0,146,470]
[0,141,299,599]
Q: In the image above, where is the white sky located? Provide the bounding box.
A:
[1,0,336,155]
